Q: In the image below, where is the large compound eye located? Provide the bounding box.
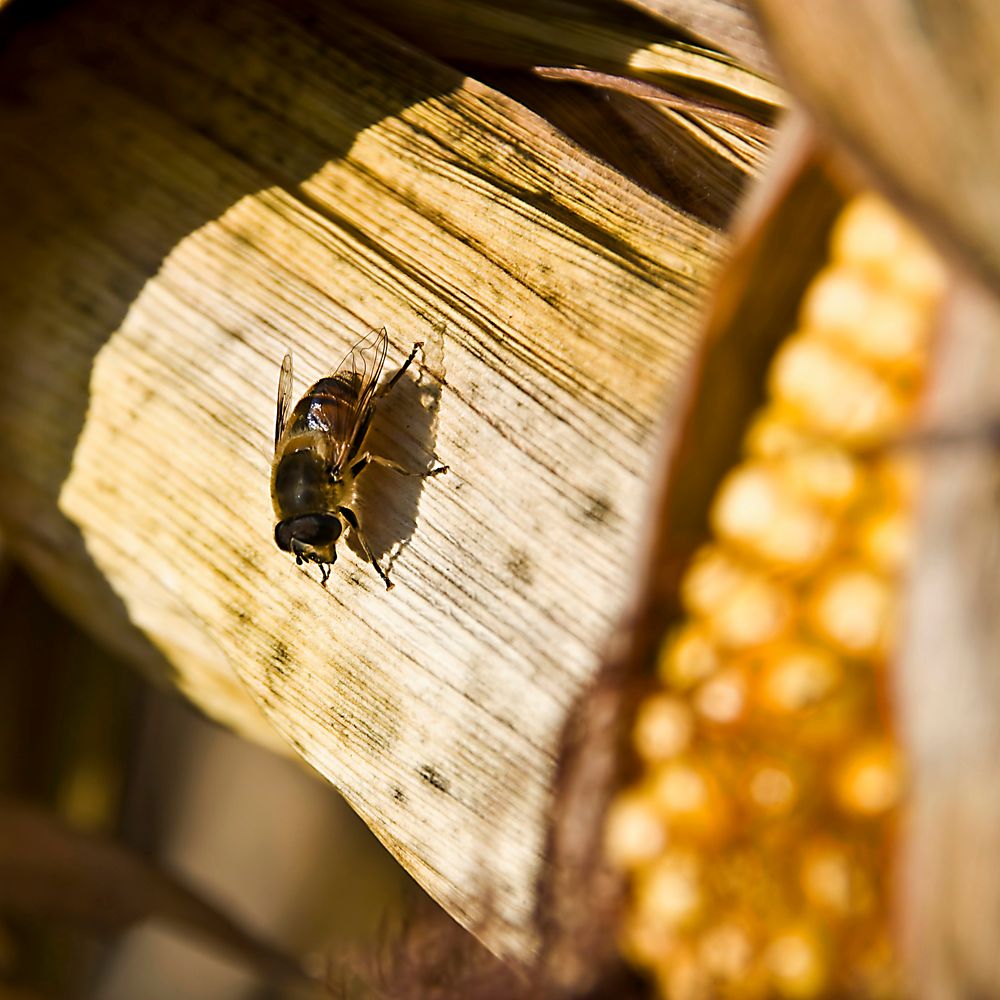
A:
[299,514,342,546]
[274,519,295,552]
[274,514,342,552]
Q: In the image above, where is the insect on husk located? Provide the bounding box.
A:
[270,328,447,590]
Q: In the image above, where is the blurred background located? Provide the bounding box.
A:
[0,556,419,999]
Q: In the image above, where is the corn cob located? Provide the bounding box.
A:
[606,194,947,999]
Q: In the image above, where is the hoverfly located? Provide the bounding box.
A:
[271,328,447,590]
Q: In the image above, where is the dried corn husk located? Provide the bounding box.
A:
[0,0,731,964]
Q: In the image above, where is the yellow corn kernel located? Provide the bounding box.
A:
[833,741,903,817]
[755,642,842,715]
[681,545,746,617]
[712,463,835,571]
[635,850,705,929]
[800,264,875,336]
[634,693,695,762]
[713,576,794,650]
[875,455,920,506]
[799,837,872,917]
[650,760,729,842]
[807,564,892,656]
[682,548,794,650]
[694,665,749,727]
[775,445,862,512]
[888,234,948,304]
[653,944,708,1000]
[769,335,908,444]
[745,404,815,458]
[852,934,903,999]
[747,761,799,816]
[697,918,756,982]
[766,923,829,999]
[831,194,912,273]
[846,290,929,371]
[658,620,720,690]
[856,501,914,574]
[802,266,929,371]
[605,790,669,869]
[832,194,947,303]
[618,907,680,969]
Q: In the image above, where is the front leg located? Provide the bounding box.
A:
[377,341,423,399]
[350,451,449,479]
[338,506,393,590]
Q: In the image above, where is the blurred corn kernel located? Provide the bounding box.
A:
[658,620,720,690]
[694,665,750,727]
[699,919,755,977]
[619,907,680,968]
[635,850,706,929]
[747,762,798,815]
[801,268,928,373]
[634,693,695,761]
[746,404,813,458]
[798,837,870,917]
[856,501,914,573]
[712,463,835,571]
[830,194,946,303]
[833,741,903,817]
[807,564,892,657]
[775,445,862,512]
[831,196,910,271]
[680,545,750,618]
[605,790,669,869]
[770,335,908,445]
[650,760,730,843]
[755,641,842,715]
[766,923,829,999]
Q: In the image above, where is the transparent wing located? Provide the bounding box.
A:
[274,352,294,451]
[336,326,388,414]
[308,328,389,472]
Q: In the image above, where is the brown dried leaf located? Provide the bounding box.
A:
[533,66,775,132]
[532,66,773,226]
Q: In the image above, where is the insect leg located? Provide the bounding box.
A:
[377,341,423,398]
[350,451,448,479]
[338,506,393,590]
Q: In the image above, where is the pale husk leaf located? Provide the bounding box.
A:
[897,278,1000,999]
